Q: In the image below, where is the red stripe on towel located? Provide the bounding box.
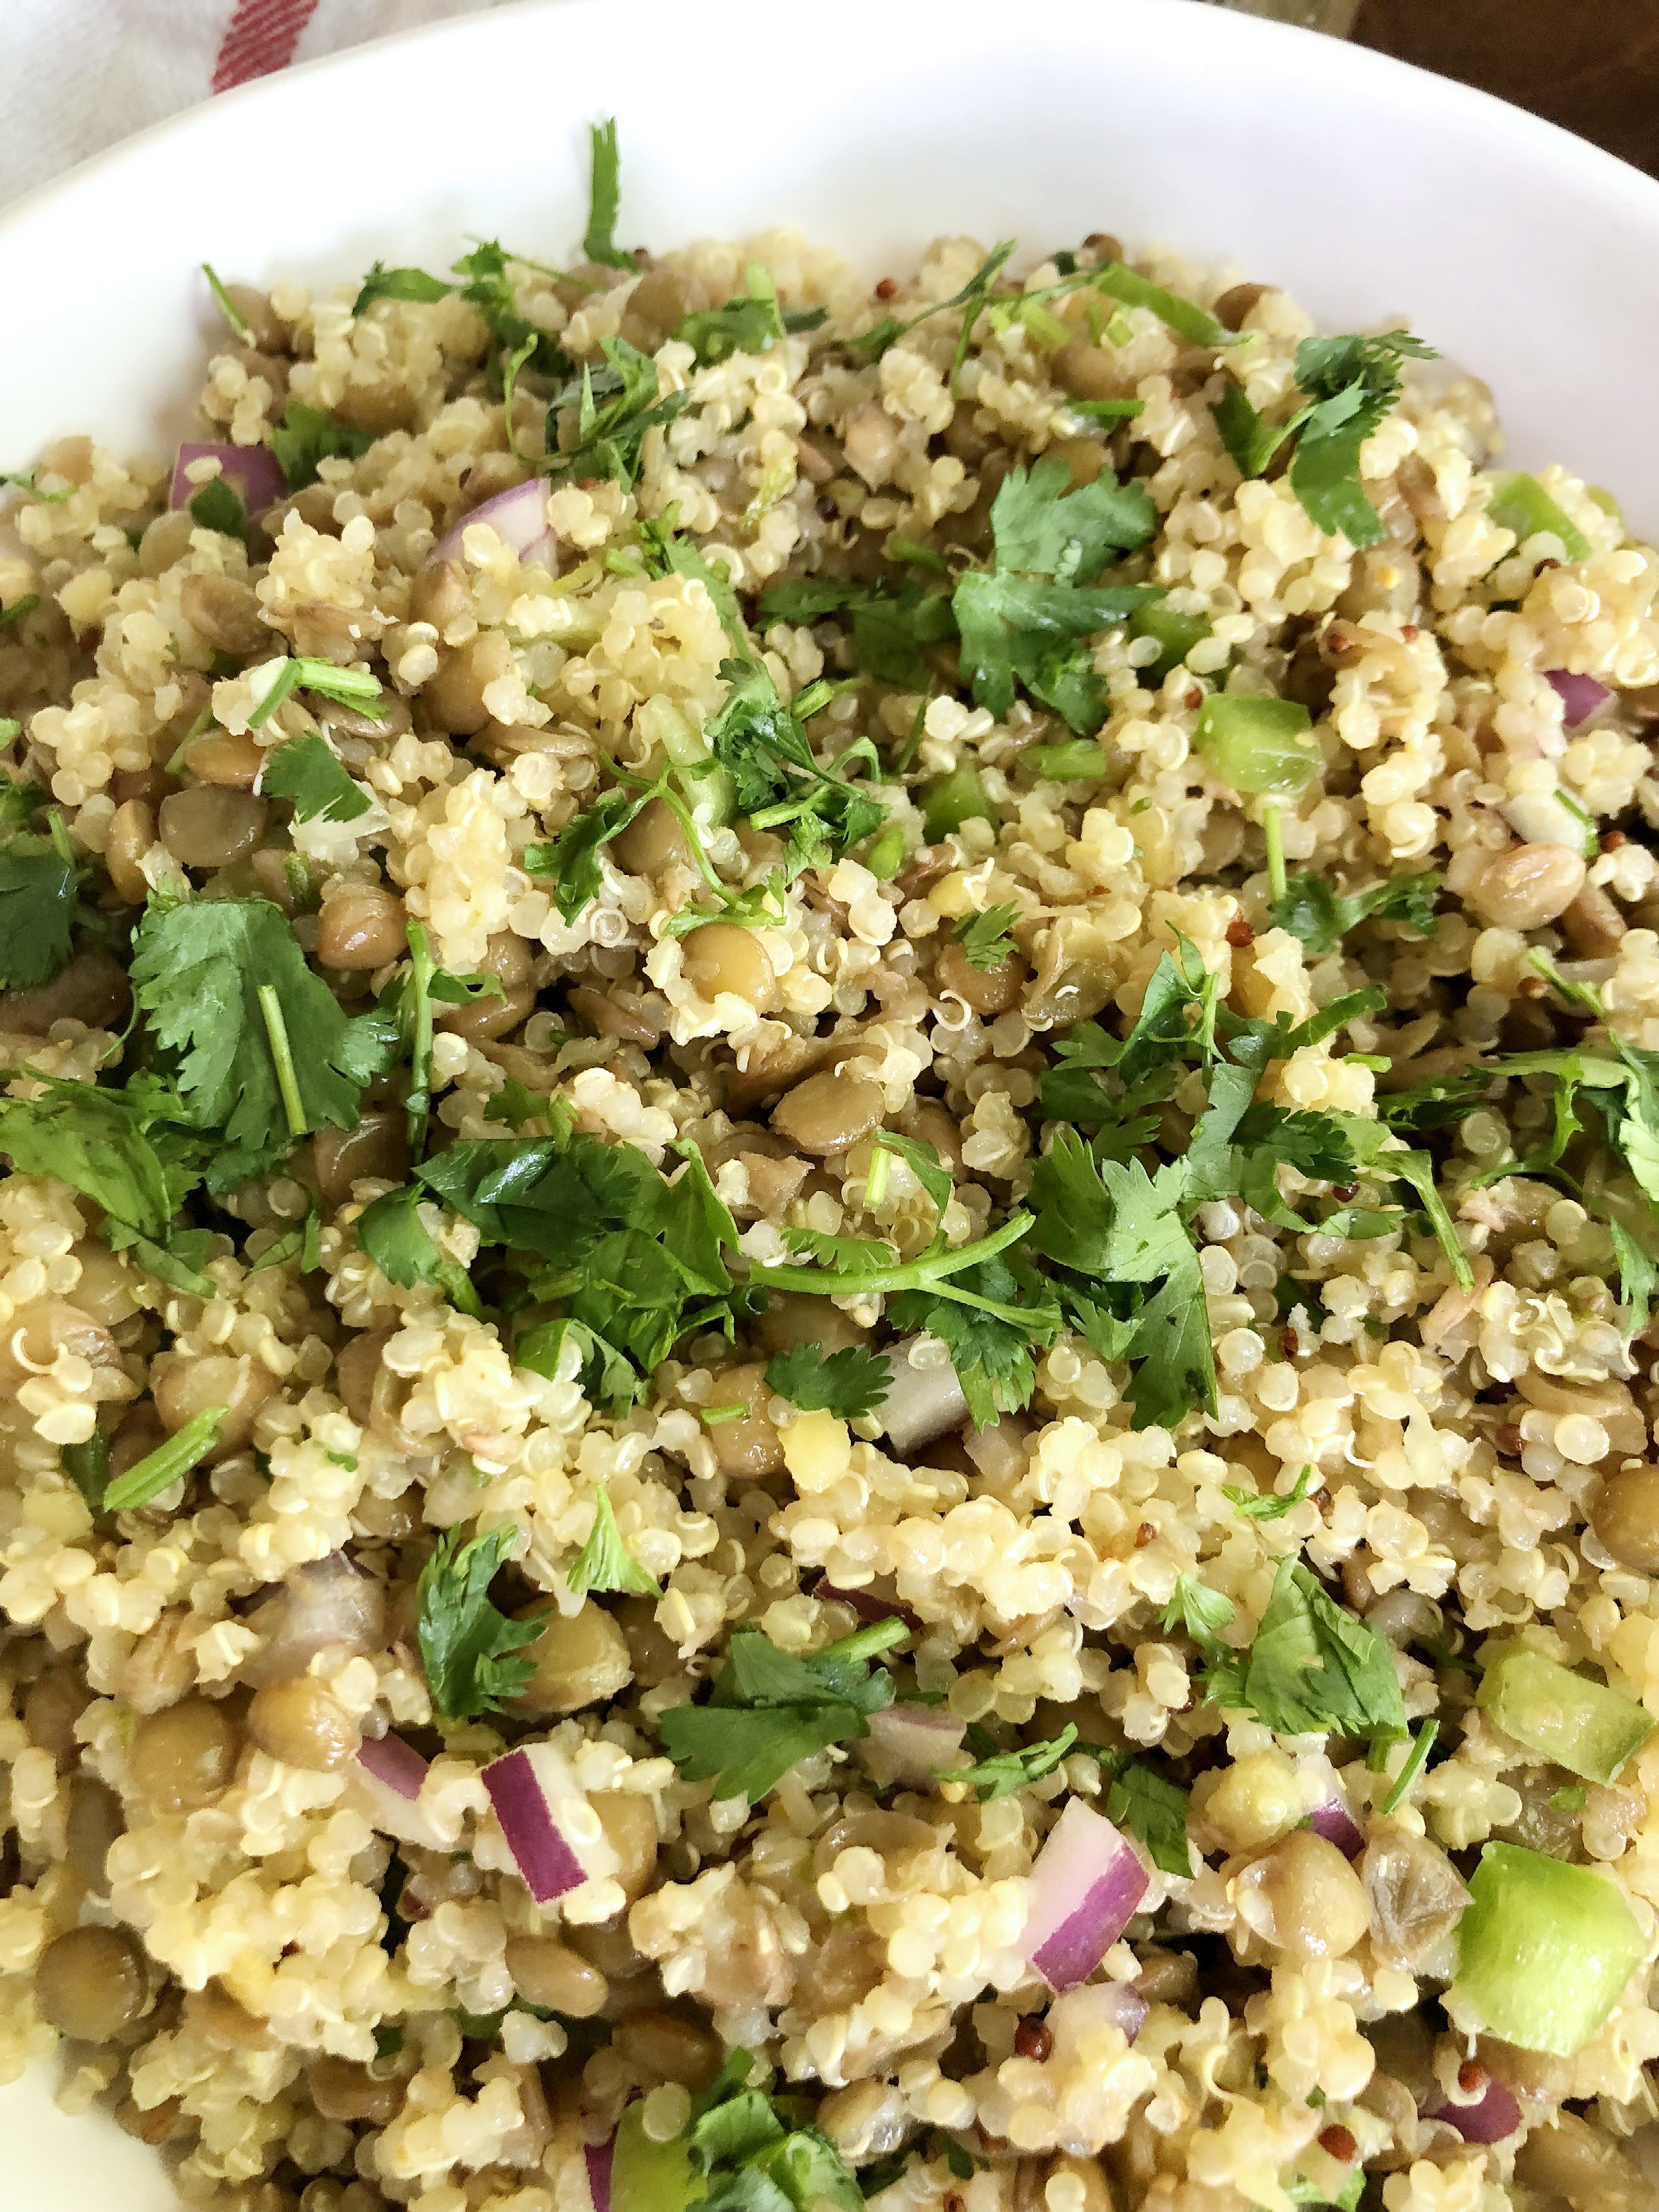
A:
[211,0,321,92]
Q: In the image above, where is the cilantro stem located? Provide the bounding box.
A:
[405,921,436,1158]
[895,691,932,776]
[167,703,218,774]
[501,335,538,465]
[104,1404,227,1512]
[1262,803,1287,904]
[201,263,251,340]
[748,1210,1034,1308]
[819,1616,910,1664]
[256,984,308,1137]
[864,1145,891,1210]
[1380,1717,1438,1815]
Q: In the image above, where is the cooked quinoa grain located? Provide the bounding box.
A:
[4,123,1659,2212]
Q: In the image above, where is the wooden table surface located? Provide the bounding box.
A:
[1355,0,1659,176]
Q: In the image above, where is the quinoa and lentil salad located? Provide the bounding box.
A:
[3,115,1659,2212]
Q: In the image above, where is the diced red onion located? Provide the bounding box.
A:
[1500,791,1589,850]
[483,1741,619,1905]
[878,1336,968,1457]
[356,1731,428,1801]
[1425,2079,1523,2145]
[348,1740,449,1853]
[861,1703,968,1787]
[241,1551,385,1688]
[1021,1798,1149,1993]
[811,1575,921,1633]
[170,440,288,517]
[432,479,554,571]
[1308,1799,1366,1860]
[583,2138,613,2212]
[1545,669,1612,729]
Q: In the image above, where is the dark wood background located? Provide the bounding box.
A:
[1355,0,1659,174]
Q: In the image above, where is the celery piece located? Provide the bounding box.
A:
[1488,473,1592,563]
[1131,603,1212,684]
[1029,740,1107,782]
[609,2092,698,2212]
[921,763,1000,842]
[1475,1644,1654,1785]
[1194,696,1319,797]
[1453,1842,1644,2056]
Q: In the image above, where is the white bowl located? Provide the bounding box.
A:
[4,0,1659,2196]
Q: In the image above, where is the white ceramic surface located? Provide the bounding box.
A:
[5,0,1659,2197]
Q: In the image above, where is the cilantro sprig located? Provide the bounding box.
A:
[952,902,1022,972]
[1212,330,1439,548]
[1269,868,1440,955]
[566,1483,661,1598]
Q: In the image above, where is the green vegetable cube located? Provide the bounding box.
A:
[1194,696,1319,797]
[1487,472,1591,563]
[921,763,1000,842]
[1130,603,1211,684]
[1453,1842,1645,2056]
[1475,1643,1654,1785]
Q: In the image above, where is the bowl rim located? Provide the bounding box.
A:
[4,0,1659,250]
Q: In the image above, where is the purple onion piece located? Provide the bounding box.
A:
[1545,668,1612,729]
[584,2137,613,2212]
[432,478,553,570]
[356,1731,428,1802]
[862,1702,968,1786]
[811,1576,921,1633]
[1425,2079,1523,2145]
[1023,1798,1149,1993]
[877,1336,968,1457]
[170,440,288,517]
[1308,1798,1366,1860]
[483,1746,586,1903]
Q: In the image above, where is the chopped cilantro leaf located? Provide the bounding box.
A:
[1224,1464,1317,1521]
[1107,1759,1193,1877]
[0,825,79,988]
[1163,1575,1237,1664]
[951,902,1021,972]
[1210,1558,1406,1737]
[353,262,452,314]
[269,401,377,490]
[0,1074,215,1294]
[0,770,45,831]
[261,732,372,823]
[566,1482,661,1597]
[416,1523,548,1721]
[521,784,643,921]
[657,1618,907,1803]
[763,1342,893,1421]
[704,657,887,857]
[546,336,690,487]
[951,459,1161,733]
[358,1185,483,1319]
[1611,1218,1657,1340]
[0,595,41,629]
[188,476,247,540]
[953,1725,1078,1799]
[1269,869,1441,955]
